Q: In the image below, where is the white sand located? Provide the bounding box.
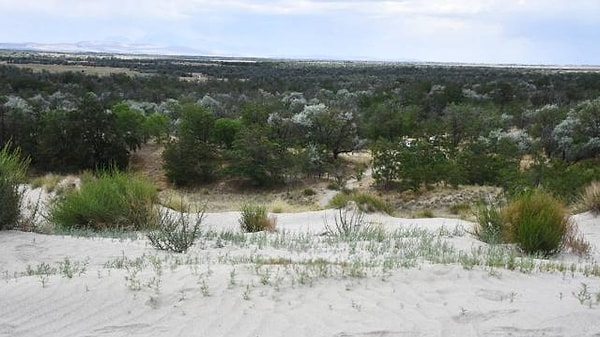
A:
[1,207,600,336]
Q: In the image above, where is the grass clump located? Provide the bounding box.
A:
[328,190,393,214]
[0,143,30,230]
[501,190,569,256]
[578,181,600,215]
[239,203,276,232]
[474,202,503,244]
[49,169,158,231]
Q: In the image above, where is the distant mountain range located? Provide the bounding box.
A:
[0,41,214,56]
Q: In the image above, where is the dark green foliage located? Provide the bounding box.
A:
[49,169,158,231]
[520,157,600,203]
[163,104,219,185]
[228,125,289,187]
[0,143,29,230]
[143,112,170,143]
[36,94,132,172]
[213,117,242,149]
[501,190,569,256]
[112,103,146,151]
[371,138,449,191]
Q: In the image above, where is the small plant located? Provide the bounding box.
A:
[563,221,591,256]
[579,181,600,215]
[302,188,316,196]
[474,202,503,244]
[147,206,205,253]
[573,283,594,307]
[0,143,30,230]
[239,203,276,233]
[324,203,371,238]
[501,190,569,256]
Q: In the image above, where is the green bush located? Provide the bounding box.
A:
[239,204,276,233]
[501,190,569,256]
[49,170,158,231]
[328,191,393,214]
[0,143,30,230]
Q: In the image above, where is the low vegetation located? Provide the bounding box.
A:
[328,190,393,214]
[49,169,158,231]
[579,181,600,215]
[501,190,569,256]
[239,203,277,232]
[0,143,29,230]
[147,207,205,253]
[473,189,589,257]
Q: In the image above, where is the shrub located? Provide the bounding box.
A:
[328,191,393,214]
[302,188,316,196]
[473,202,503,244]
[239,204,276,232]
[147,207,205,253]
[0,143,30,230]
[579,181,600,215]
[324,204,372,239]
[49,169,157,231]
[501,190,569,256]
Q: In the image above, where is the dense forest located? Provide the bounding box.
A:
[1,50,599,201]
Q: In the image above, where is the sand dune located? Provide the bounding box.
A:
[1,211,599,337]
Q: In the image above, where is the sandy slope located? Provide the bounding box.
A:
[1,211,599,337]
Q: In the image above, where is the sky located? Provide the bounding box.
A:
[1,0,599,65]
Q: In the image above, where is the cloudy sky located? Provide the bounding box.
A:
[1,0,599,65]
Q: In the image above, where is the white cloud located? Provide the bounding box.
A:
[0,0,598,64]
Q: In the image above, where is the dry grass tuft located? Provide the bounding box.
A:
[578,181,600,215]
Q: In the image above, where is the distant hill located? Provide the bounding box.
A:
[0,41,212,57]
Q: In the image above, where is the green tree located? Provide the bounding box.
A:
[163,104,218,185]
[293,104,359,160]
[112,103,146,151]
[213,118,242,149]
[553,98,600,162]
[143,113,170,143]
[228,125,289,187]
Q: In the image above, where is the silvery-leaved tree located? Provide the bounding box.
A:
[292,103,360,160]
[552,98,600,162]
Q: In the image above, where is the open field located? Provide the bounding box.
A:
[1,61,145,76]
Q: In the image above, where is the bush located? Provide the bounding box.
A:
[473,202,503,244]
[579,181,600,215]
[147,207,205,253]
[501,190,569,256]
[0,143,30,230]
[328,190,393,214]
[324,205,371,239]
[49,169,158,231]
[239,204,276,232]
